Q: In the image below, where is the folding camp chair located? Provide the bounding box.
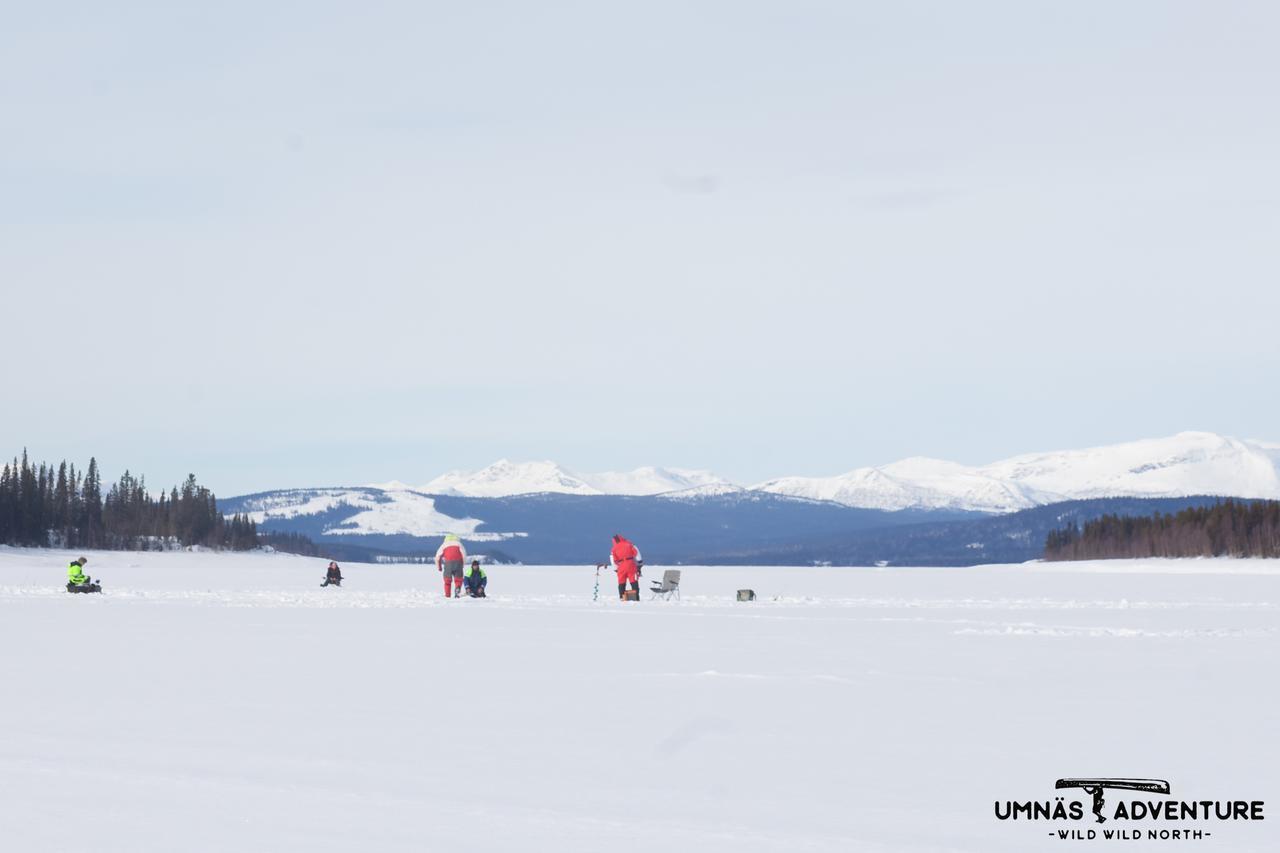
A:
[649,569,681,600]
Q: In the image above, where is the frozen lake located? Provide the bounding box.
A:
[2,548,1276,852]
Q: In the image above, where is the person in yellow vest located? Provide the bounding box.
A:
[463,559,488,598]
[68,557,91,586]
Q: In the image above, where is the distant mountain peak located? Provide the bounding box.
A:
[756,432,1280,511]
[415,460,733,498]
[422,460,597,497]
[364,480,417,492]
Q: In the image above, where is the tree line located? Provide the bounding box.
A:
[0,450,258,551]
[1044,499,1280,561]
[258,530,325,557]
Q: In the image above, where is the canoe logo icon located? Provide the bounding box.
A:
[1055,778,1171,824]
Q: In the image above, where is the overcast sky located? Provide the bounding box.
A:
[3,1,1278,495]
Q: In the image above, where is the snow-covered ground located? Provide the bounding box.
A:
[1,547,1276,852]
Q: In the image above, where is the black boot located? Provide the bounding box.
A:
[618,583,627,600]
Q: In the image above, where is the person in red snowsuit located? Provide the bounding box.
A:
[609,534,643,601]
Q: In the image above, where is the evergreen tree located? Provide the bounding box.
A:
[54,462,70,546]
[81,457,103,548]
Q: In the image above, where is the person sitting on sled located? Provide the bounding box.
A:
[321,561,342,587]
[67,556,92,587]
[464,559,487,597]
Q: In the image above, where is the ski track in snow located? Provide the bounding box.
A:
[4,586,1275,646]
[952,624,1272,638]
[4,585,1273,616]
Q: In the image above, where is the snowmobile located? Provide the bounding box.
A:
[66,580,102,594]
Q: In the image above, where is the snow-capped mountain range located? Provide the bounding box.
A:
[369,460,732,499]
[221,432,1280,558]
[757,432,1280,512]
[368,432,1280,513]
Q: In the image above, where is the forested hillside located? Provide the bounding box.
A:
[1044,499,1280,560]
[0,450,257,551]
[690,496,1232,566]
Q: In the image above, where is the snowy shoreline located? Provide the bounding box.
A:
[6,544,1280,582]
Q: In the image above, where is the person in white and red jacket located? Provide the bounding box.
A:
[435,534,467,598]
